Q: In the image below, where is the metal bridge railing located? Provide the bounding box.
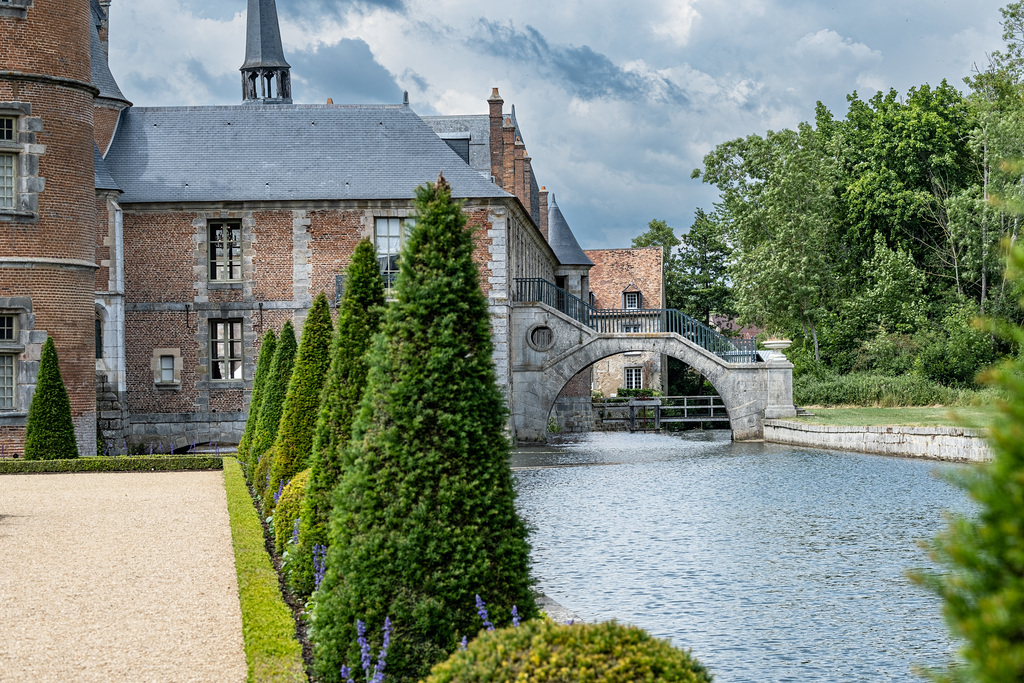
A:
[515,277,758,363]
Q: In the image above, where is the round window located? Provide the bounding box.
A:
[528,325,554,351]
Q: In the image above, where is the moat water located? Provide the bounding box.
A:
[511,431,973,682]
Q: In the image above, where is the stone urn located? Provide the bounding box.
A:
[761,338,792,361]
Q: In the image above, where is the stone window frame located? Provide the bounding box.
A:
[623,291,641,310]
[0,0,33,19]
[0,298,40,424]
[151,347,182,389]
[208,319,244,384]
[623,365,643,390]
[208,220,243,282]
[0,102,43,223]
[374,215,417,293]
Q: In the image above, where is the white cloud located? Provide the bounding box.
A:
[652,2,701,46]
[788,29,882,65]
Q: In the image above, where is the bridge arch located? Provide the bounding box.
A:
[509,302,795,442]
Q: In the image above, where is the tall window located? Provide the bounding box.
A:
[0,153,14,210]
[210,320,242,380]
[375,217,415,291]
[624,366,643,390]
[0,117,13,141]
[209,221,242,281]
[0,354,13,409]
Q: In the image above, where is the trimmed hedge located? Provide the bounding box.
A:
[424,619,712,683]
[292,238,385,598]
[24,337,78,460]
[251,321,298,485]
[0,456,223,474]
[238,329,278,468]
[266,293,333,515]
[274,467,310,554]
[222,457,306,683]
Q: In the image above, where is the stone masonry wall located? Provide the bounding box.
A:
[763,420,993,462]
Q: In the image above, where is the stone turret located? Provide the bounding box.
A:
[240,0,292,103]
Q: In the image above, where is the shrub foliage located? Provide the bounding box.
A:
[274,467,311,554]
[913,242,1024,683]
[238,329,277,468]
[311,177,536,682]
[424,619,712,683]
[250,320,297,498]
[266,294,333,514]
[24,337,78,460]
[290,238,385,597]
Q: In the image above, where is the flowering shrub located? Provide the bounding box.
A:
[425,619,712,683]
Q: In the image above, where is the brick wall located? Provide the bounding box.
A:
[585,247,664,309]
[0,0,99,454]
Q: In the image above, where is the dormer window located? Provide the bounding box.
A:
[623,291,640,310]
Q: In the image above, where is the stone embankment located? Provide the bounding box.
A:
[763,420,992,462]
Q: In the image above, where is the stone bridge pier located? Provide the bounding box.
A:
[509,303,796,442]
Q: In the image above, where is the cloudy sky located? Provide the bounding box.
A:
[108,0,1009,248]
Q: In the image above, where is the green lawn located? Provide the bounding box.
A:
[791,406,999,429]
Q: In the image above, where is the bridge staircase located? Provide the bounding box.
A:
[514,278,759,363]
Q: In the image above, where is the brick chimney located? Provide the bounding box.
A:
[487,88,504,188]
[539,186,549,241]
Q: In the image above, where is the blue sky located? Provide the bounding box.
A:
[108,0,1009,248]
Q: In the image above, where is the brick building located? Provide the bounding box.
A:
[585,247,667,397]
[0,0,609,453]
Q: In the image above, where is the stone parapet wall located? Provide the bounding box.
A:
[550,396,593,433]
[763,420,993,462]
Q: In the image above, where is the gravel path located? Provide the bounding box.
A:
[0,471,247,682]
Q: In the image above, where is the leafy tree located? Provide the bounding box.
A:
[250,319,297,490]
[237,329,277,468]
[290,239,385,598]
[311,176,536,683]
[677,208,733,325]
[265,293,333,513]
[632,218,684,311]
[24,337,77,460]
[913,241,1024,682]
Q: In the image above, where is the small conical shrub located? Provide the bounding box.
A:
[24,337,78,460]
[424,620,712,683]
[274,467,311,554]
[250,320,297,500]
[289,239,385,597]
[265,293,333,514]
[311,176,536,683]
[238,329,277,468]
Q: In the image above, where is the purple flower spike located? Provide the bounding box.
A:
[291,518,300,546]
[372,616,392,681]
[357,620,371,675]
[340,664,354,683]
[512,605,520,627]
[313,544,327,589]
[459,635,468,651]
[475,595,494,631]
[274,480,285,504]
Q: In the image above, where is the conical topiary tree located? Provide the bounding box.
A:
[238,328,277,468]
[24,337,78,460]
[289,238,385,597]
[311,176,537,683]
[250,319,297,496]
[265,293,334,514]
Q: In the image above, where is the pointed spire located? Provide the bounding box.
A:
[546,194,593,266]
[240,0,292,103]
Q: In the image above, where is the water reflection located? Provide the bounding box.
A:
[511,431,973,682]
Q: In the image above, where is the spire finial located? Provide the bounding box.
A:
[240,0,292,103]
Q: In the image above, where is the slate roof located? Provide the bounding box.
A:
[421,114,491,175]
[103,104,512,204]
[89,1,128,103]
[94,143,120,192]
[547,195,592,266]
[242,0,290,69]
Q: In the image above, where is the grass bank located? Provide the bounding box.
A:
[222,457,306,683]
[792,406,998,429]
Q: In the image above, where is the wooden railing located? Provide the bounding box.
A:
[594,395,729,431]
[514,278,758,363]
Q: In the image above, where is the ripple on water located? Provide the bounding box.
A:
[512,431,973,683]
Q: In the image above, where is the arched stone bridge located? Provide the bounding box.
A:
[509,280,796,442]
